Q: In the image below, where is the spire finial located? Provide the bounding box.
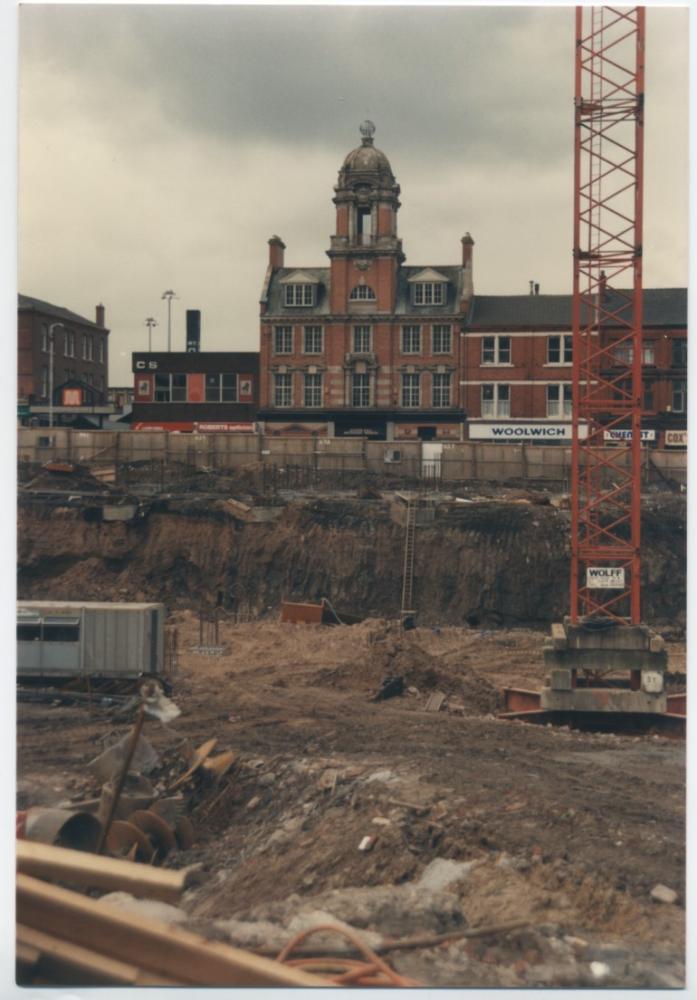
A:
[359,120,375,145]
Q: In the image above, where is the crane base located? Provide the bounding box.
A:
[499,620,685,737]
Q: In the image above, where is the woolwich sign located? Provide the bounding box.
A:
[469,423,588,441]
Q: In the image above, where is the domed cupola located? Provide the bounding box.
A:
[338,121,399,190]
[331,122,402,253]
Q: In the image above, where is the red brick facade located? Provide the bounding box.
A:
[258,123,469,441]
[18,295,110,409]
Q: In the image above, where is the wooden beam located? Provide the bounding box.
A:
[17,874,327,987]
[17,924,179,986]
[17,840,190,904]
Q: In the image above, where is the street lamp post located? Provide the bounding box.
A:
[47,322,64,430]
[145,317,158,351]
[161,290,177,352]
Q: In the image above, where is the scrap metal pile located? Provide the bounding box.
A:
[15,678,426,987]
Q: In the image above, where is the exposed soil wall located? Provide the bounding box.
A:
[17,496,686,628]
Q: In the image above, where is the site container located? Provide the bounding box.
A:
[16,601,165,680]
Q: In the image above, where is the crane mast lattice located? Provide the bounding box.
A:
[571,5,645,624]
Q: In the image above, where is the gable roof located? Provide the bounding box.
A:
[407,267,450,284]
[18,294,106,330]
[278,270,321,285]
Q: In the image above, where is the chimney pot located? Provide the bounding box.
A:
[529,281,534,295]
[268,235,286,269]
[534,283,540,296]
[96,303,105,327]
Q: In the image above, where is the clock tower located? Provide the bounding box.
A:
[327,121,403,314]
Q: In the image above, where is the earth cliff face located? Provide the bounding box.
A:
[17,495,686,629]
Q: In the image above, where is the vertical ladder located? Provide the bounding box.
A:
[400,497,417,621]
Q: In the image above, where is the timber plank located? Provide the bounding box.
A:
[17,840,189,903]
[17,874,326,987]
[17,924,179,986]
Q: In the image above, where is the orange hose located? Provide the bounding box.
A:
[277,922,422,987]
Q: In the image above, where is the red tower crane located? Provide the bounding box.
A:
[501,7,684,733]
[570,5,645,625]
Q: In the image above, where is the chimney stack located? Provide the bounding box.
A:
[461,232,474,269]
[186,310,201,353]
[96,303,105,327]
[460,233,475,313]
[599,269,607,301]
[268,235,286,269]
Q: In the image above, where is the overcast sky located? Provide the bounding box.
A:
[17,3,689,386]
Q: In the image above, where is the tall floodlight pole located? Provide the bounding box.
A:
[571,6,645,624]
[161,290,177,352]
[47,322,64,430]
[145,317,158,351]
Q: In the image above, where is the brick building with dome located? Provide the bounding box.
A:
[258,121,471,441]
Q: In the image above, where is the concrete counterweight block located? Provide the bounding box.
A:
[541,619,669,714]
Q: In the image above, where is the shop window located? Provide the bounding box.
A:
[154,373,171,402]
[206,374,237,402]
[481,383,510,417]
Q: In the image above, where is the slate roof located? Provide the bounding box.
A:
[265,265,465,316]
[18,294,106,330]
[264,272,686,328]
[469,288,687,329]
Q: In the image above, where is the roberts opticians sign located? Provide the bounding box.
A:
[469,423,587,441]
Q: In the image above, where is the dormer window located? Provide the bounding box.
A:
[285,284,315,307]
[412,282,445,306]
[407,268,449,307]
[349,285,376,301]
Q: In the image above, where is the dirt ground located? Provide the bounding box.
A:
[16,615,686,988]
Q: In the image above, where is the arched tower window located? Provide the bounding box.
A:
[349,286,376,301]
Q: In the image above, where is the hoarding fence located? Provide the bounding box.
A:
[17,428,686,491]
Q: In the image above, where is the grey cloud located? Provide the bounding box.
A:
[21,6,572,168]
